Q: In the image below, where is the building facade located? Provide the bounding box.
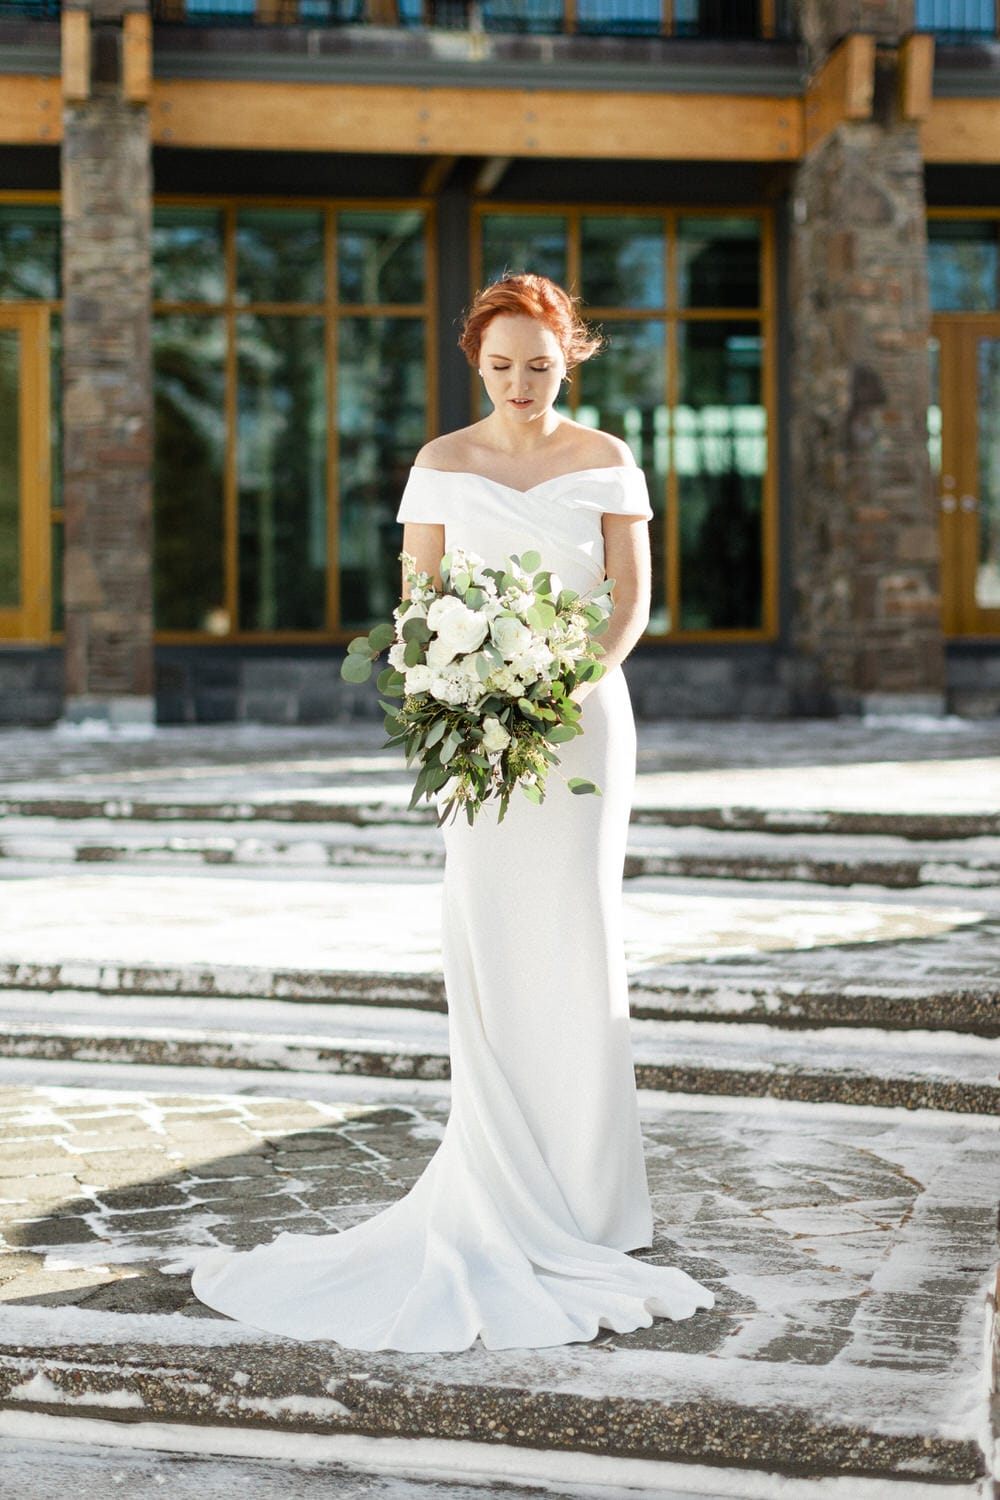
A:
[1,0,999,722]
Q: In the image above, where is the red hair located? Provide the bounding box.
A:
[458,273,603,371]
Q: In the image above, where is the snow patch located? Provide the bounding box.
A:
[8,1372,144,1409]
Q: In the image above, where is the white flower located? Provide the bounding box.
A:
[426,595,466,631]
[429,671,469,706]
[486,665,524,696]
[427,636,459,670]
[404,664,433,694]
[511,641,554,678]
[481,716,511,754]
[388,642,407,670]
[435,603,489,657]
[491,616,533,661]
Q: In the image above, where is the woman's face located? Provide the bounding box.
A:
[478,314,566,424]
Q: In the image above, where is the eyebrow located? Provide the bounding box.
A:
[484,353,554,361]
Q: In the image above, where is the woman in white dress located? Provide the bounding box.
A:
[190,274,715,1350]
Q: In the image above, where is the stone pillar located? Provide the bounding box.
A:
[61,1,154,729]
[789,1,946,714]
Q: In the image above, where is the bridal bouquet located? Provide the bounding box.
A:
[340,547,614,825]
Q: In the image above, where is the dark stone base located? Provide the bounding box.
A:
[0,643,996,726]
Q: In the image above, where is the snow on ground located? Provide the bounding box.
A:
[0,1417,995,1500]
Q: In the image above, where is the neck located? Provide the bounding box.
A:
[483,409,563,455]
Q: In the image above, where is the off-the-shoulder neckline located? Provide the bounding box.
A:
[409,464,638,498]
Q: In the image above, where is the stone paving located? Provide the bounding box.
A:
[0,1082,997,1487]
[0,719,998,1492]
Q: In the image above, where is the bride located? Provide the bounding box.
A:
[190,274,715,1350]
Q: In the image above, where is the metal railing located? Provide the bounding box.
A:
[148,0,796,35]
[915,0,999,40]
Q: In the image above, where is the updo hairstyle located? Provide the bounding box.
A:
[458,273,603,372]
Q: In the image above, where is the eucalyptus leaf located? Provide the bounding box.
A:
[546,723,578,743]
[402,616,432,644]
[520,550,541,573]
[347,637,373,655]
[341,654,373,683]
[526,601,556,632]
[568,778,601,796]
[424,718,447,748]
[404,637,424,667]
[368,622,395,653]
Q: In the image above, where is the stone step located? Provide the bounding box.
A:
[1,993,996,1114]
[2,791,998,841]
[2,958,999,1039]
[0,1083,996,1490]
[5,816,1000,890]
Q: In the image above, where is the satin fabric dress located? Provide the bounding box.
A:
[190,464,715,1351]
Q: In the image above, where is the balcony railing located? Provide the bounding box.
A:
[148,0,796,36]
[915,0,1000,40]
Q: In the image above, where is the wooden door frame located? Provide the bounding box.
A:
[933,313,1000,638]
[0,304,51,642]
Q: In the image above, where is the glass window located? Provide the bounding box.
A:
[236,208,325,306]
[338,211,426,305]
[153,315,227,632]
[576,0,660,34]
[581,216,664,308]
[339,316,426,629]
[928,219,998,312]
[0,205,60,301]
[575,320,668,632]
[0,326,21,608]
[677,216,760,309]
[976,336,1000,609]
[237,315,327,632]
[676,321,764,631]
[153,207,225,304]
[480,214,569,288]
[916,0,996,39]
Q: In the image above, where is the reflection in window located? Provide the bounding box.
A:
[339,317,426,629]
[581,216,664,308]
[153,315,226,631]
[339,211,426,305]
[677,323,764,631]
[977,337,1000,608]
[576,321,668,632]
[237,209,325,306]
[677,216,760,308]
[153,207,226,304]
[480,215,568,289]
[0,327,20,609]
[0,205,60,302]
[928,219,998,311]
[237,315,327,632]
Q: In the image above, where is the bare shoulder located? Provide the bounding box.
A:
[560,421,636,470]
[413,426,484,472]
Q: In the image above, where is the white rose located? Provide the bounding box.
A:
[487,665,523,696]
[427,636,458,669]
[491,616,533,661]
[388,642,407,670]
[404,664,433,694]
[426,595,466,630]
[481,716,511,754]
[435,604,489,656]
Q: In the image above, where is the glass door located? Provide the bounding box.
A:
[933,316,1000,636]
[0,304,50,641]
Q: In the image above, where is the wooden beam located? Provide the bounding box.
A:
[366,0,400,21]
[61,8,91,104]
[419,154,459,195]
[922,97,1000,163]
[122,11,152,105]
[151,80,802,161]
[472,155,511,195]
[0,76,62,143]
[803,33,874,154]
[898,32,935,123]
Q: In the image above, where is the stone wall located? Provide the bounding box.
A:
[61,3,154,726]
[788,0,945,712]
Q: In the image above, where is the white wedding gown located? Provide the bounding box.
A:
[190,464,715,1350]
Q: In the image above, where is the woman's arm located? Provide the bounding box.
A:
[575,513,651,701]
[401,522,445,596]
